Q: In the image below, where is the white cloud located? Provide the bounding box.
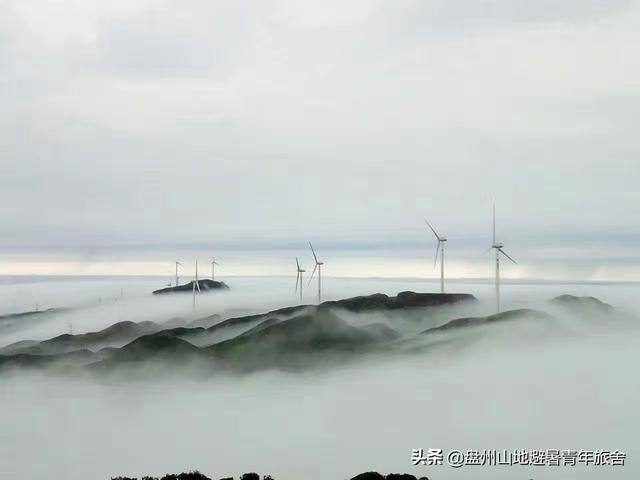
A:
[0,0,639,277]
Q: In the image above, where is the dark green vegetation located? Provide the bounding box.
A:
[153,279,230,295]
[0,291,616,377]
[110,472,427,480]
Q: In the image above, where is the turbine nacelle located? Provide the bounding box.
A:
[295,257,307,298]
[425,219,447,294]
[308,242,324,302]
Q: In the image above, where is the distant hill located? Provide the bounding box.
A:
[550,294,615,315]
[153,279,229,295]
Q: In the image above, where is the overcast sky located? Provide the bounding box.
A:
[1,0,639,279]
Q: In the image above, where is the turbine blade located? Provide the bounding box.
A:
[492,204,496,244]
[424,219,441,241]
[295,271,300,293]
[309,242,318,263]
[296,257,300,270]
[308,263,318,284]
[499,248,517,264]
[433,242,441,269]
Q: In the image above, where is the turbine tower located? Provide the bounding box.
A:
[425,219,447,294]
[308,242,324,303]
[192,259,201,311]
[491,205,517,313]
[295,257,306,302]
[175,260,182,287]
[211,258,220,281]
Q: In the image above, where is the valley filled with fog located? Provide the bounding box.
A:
[0,276,639,480]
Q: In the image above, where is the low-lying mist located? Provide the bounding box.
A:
[1,277,639,479]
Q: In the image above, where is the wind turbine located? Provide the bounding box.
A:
[295,257,306,302]
[193,259,201,311]
[211,258,220,281]
[490,205,517,313]
[175,260,182,287]
[425,219,447,294]
[308,242,324,303]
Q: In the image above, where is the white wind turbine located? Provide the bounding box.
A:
[211,258,220,281]
[425,219,447,294]
[490,205,517,313]
[192,259,201,311]
[308,242,324,303]
[295,257,306,302]
[175,260,182,287]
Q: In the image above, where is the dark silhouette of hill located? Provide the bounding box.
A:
[87,334,211,376]
[0,320,160,356]
[112,471,426,480]
[97,334,204,363]
[421,308,554,335]
[0,292,480,374]
[550,294,615,315]
[6,291,599,377]
[350,473,427,480]
[206,310,400,371]
[321,291,474,312]
[153,279,229,295]
[179,292,475,348]
[350,473,386,480]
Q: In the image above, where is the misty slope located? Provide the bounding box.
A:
[0,291,617,377]
[88,310,402,374]
[421,308,555,335]
[180,291,476,347]
[82,291,461,374]
[0,349,95,371]
[0,307,68,335]
[0,320,161,356]
[207,310,391,371]
[550,294,615,316]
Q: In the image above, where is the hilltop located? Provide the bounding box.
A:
[153,279,230,295]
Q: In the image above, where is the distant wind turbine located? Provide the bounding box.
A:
[211,258,220,281]
[425,219,447,294]
[295,257,306,302]
[175,260,182,287]
[193,260,201,311]
[308,242,324,303]
[490,205,517,313]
